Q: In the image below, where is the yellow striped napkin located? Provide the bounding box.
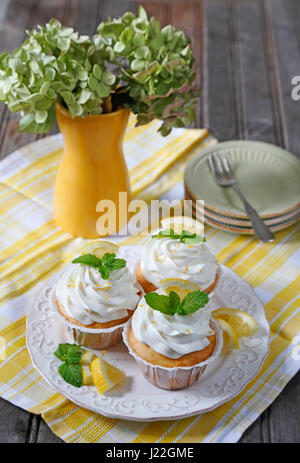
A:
[0,115,299,443]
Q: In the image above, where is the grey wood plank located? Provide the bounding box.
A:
[235,0,278,143]
[0,398,32,443]
[202,0,238,140]
[266,0,300,157]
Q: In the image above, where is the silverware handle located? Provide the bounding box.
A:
[232,185,275,242]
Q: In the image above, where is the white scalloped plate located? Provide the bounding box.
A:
[26,245,270,421]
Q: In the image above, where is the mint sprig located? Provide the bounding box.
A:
[152,228,206,244]
[144,289,209,316]
[71,252,126,280]
[54,343,83,387]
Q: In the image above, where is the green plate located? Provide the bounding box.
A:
[184,141,300,219]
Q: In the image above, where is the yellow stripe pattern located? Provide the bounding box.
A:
[0,114,299,443]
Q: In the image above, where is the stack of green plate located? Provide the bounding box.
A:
[184,141,300,235]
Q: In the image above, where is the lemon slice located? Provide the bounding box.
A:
[212,308,258,338]
[81,365,94,385]
[160,216,204,235]
[81,240,119,258]
[159,278,201,298]
[81,350,96,365]
[80,350,96,385]
[90,356,125,394]
[215,317,239,352]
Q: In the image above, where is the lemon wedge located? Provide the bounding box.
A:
[215,317,239,352]
[160,216,204,236]
[81,350,97,365]
[80,350,96,385]
[81,365,94,385]
[212,308,258,338]
[159,278,201,298]
[90,356,125,394]
[81,240,119,258]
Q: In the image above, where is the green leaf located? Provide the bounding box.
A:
[98,264,110,280]
[102,252,116,266]
[35,110,48,123]
[114,41,125,53]
[138,5,148,21]
[152,228,205,244]
[45,67,56,81]
[18,105,56,133]
[181,235,206,244]
[168,290,181,312]
[96,81,111,98]
[144,289,209,316]
[93,64,102,80]
[144,292,172,315]
[131,59,145,71]
[102,71,116,86]
[72,252,127,280]
[58,362,82,387]
[88,74,99,91]
[54,343,82,363]
[110,258,126,270]
[72,253,102,267]
[179,290,209,315]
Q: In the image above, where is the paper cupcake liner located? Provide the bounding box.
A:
[122,318,223,390]
[72,325,124,349]
[49,288,132,349]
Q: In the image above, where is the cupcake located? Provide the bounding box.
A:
[136,229,218,294]
[123,284,222,390]
[54,244,141,349]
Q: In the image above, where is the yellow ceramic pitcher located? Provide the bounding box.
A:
[54,103,131,238]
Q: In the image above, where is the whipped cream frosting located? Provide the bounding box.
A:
[131,293,214,359]
[140,235,218,289]
[56,263,141,325]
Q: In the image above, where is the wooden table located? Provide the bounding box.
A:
[0,0,299,443]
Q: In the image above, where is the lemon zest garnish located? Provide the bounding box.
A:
[186,328,191,334]
[95,284,111,290]
[67,278,75,288]
[184,266,189,273]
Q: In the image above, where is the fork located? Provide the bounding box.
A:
[208,153,275,242]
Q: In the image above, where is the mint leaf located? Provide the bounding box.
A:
[181,235,206,244]
[144,292,172,315]
[72,253,102,267]
[152,228,205,244]
[54,343,83,387]
[110,258,126,270]
[168,290,181,312]
[72,252,127,280]
[58,362,82,387]
[144,289,209,316]
[54,343,82,362]
[102,252,116,266]
[179,290,209,315]
[98,264,110,280]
